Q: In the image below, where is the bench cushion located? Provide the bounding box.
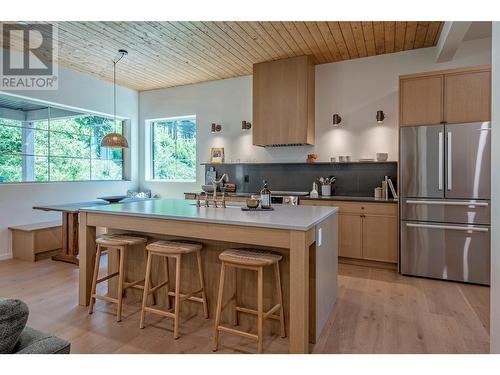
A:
[13,326,70,354]
[8,220,61,232]
[0,298,29,354]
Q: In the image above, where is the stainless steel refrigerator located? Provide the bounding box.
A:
[400,122,491,285]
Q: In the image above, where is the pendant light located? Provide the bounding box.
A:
[101,49,129,149]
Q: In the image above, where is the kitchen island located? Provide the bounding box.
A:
[78,199,338,353]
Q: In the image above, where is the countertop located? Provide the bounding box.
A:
[300,195,398,204]
[33,198,155,213]
[79,199,338,231]
[185,192,398,204]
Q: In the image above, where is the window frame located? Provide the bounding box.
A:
[0,96,128,185]
[147,115,197,183]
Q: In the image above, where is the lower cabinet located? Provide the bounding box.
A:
[362,215,398,263]
[339,213,362,258]
[301,200,398,264]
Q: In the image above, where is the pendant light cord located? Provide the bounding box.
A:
[112,50,127,133]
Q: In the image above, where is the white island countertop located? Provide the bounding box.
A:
[79,199,338,231]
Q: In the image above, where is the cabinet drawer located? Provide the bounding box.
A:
[301,200,397,216]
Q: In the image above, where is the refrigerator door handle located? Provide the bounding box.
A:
[405,199,489,207]
[405,222,489,232]
[438,131,444,191]
[447,131,452,191]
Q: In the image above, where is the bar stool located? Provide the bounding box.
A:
[212,248,286,354]
[88,234,150,322]
[139,240,209,339]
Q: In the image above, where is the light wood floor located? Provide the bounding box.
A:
[0,258,489,354]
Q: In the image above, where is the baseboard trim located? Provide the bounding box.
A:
[339,256,398,270]
[0,252,13,261]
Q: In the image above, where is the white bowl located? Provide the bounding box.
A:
[376,153,388,162]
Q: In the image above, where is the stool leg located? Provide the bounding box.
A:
[173,254,182,339]
[232,267,238,326]
[88,245,102,314]
[257,266,264,354]
[212,262,226,352]
[140,251,153,329]
[145,248,156,306]
[274,262,286,338]
[196,249,209,319]
[116,246,125,322]
[164,256,170,310]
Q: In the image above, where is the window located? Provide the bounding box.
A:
[0,95,125,183]
[150,116,196,181]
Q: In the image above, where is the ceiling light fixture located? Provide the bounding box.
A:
[332,113,342,126]
[101,49,129,149]
[376,110,385,124]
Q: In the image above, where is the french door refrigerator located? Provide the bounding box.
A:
[400,122,491,285]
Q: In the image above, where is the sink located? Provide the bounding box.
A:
[188,202,242,208]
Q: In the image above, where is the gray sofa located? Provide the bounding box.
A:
[0,298,70,354]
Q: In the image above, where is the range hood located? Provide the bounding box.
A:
[252,55,315,147]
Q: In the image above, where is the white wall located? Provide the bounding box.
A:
[139,37,492,199]
[490,22,499,354]
[0,54,139,259]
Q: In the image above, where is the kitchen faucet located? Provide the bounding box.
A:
[212,173,229,201]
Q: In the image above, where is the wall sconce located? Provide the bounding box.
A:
[376,110,385,124]
[332,113,342,126]
[211,123,222,133]
[241,120,252,131]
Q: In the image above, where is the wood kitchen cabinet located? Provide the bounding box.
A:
[300,200,398,264]
[362,215,398,263]
[445,70,491,124]
[400,65,491,126]
[339,213,362,258]
[400,75,444,126]
[253,55,315,146]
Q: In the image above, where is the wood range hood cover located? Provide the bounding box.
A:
[252,55,315,147]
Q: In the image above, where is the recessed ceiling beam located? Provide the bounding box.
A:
[435,21,472,62]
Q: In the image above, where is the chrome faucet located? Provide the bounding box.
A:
[195,173,229,208]
[212,173,229,201]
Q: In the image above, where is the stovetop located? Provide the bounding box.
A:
[270,191,309,196]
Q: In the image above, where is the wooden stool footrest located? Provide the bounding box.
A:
[123,279,145,289]
[96,272,119,284]
[92,294,119,304]
[217,325,258,341]
[235,305,282,321]
[144,306,175,319]
[148,280,169,294]
[167,289,205,303]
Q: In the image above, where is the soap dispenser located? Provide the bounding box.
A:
[310,182,319,198]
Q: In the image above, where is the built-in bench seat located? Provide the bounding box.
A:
[9,221,62,262]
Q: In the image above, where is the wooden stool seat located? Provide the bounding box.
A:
[213,248,286,353]
[88,234,152,322]
[219,248,282,267]
[146,240,202,255]
[96,234,147,247]
[140,240,209,339]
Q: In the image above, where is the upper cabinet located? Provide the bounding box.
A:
[445,70,491,124]
[400,66,491,127]
[400,75,444,126]
[253,56,315,146]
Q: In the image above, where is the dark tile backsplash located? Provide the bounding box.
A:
[205,162,397,196]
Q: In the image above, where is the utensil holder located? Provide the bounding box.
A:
[321,185,331,196]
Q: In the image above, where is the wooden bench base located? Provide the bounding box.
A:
[9,221,62,262]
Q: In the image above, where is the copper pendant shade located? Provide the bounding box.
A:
[101,132,129,148]
[101,49,129,149]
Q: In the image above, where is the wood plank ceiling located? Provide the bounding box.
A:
[1,21,443,91]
